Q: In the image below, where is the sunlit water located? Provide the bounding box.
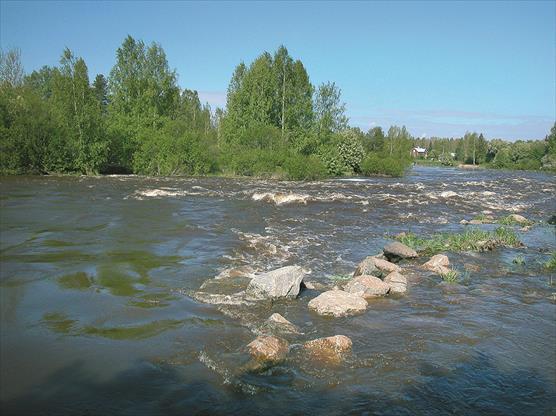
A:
[1,166,555,415]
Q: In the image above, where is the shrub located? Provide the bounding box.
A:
[361,153,408,177]
[283,154,327,180]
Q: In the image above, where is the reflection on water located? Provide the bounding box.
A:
[0,166,555,415]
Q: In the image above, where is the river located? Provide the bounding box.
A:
[1,166,555,415]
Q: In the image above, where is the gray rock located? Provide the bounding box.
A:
[354,256,401,278]
[344,275,390,298]
[371,257,402,275]
[258,313,301,336]
[383,242,418,262]
[353,256,379,277]
[384,271,407,294]
[308,290,368,317]
[246,266,305,300]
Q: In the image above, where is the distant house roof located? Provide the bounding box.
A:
[413,147,427,153]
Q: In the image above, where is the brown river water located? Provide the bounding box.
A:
[1,166,555,415]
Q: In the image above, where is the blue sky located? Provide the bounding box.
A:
[1,0,554,139]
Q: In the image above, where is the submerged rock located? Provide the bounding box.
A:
[245,266,305,300]
[354,256,401,278]
[422,254,450,272]
[344,275,390,298]
[190,291,253,306]
[384,271,407,294]
[215,265,256,280]
[247,335,289,363]
[258,313,301,336]
[308,290,368,317]
[383,242,418,262]
[304,335,352,363]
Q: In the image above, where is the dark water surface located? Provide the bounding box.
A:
[1,166,555,415]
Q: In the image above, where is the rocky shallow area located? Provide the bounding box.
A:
[190,238,472,371]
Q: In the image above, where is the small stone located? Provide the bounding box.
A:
[304,335,352,363]
[508,214,529,225]
[384,271,407,294]
[422,254,450,272]
[308,290,368,317]
[383,242,418,262]
[247,335,289,362]
[344,275,390,298]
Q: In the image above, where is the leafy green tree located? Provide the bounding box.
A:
[50,48,108,173]
[24,66,55,100]
[365,126,385,152]
[107,35,179,168]
[314,81,348,139]
[92,74,109,113]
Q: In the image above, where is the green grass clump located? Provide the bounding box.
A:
[396,227,521,256]
[545,252,556,271]
[440,269,459,283]
[328,274,352,282]
[512,255,525,265]
[498,215,533,226]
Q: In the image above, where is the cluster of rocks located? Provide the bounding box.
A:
[247,315,352,367]
[191,241,460,368]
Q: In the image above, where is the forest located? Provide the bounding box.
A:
[1,36,555,179]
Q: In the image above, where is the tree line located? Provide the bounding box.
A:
[1,38,554,179]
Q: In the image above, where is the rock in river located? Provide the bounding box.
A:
[353,256,379,277]
[354,256,401,278]
[384,271,407,294]
[508,213,530,225]
[308,290,368,317]
[344,275,390,298]
[422,254,450,272]
[383,242,418,262]
[247,335,289,363]
[304,335,352,363]
[258,313,301,336]
[246,266,305,300]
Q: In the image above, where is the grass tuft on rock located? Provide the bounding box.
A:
[396,227,522,256]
